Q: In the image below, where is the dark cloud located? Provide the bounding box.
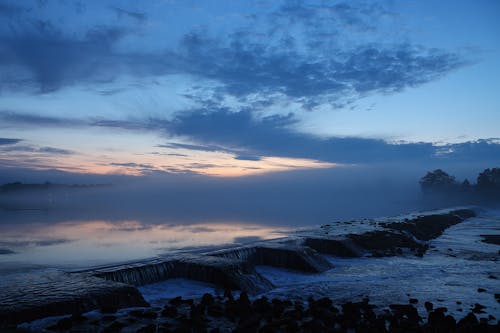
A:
[0,3,25,17]
[0,23,132,92]
[0,0,466,109]
[166,153,188,157]
[0,138,21,145]
[273,1,389,32]
[0,111,85,127]
[158,142,236,154]
[0,238,73,247]
[2,108,498,166]
[0,144,73,155]
[234,154,262,161]
[164,109,432,163]
[187,226,217,233]
[181,163,217,170]
[110,6,147,23]
[37,147,73,155]
[164,109,500,164]
[109,162,158,174]
[0,248,15,255]
[176,30,465,108]
[110,162,154,169]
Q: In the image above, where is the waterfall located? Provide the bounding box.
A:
[206,243,333,273]
[91,254,274,294]
[303,237,364,257]
[93,259,176,286]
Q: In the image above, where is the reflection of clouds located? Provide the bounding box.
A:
[233,236,262,244]
[0,238,73,248]
[187,226,218,233]
[0,219,292,266]
[107,221,153,232]
[0,248,15,255]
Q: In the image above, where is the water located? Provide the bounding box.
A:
[0,218,291,270]
[138,209,500,320]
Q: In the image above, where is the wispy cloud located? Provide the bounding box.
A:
[0,138,22,145]
[109,6,147,23]
[0,144,73,155]
[0,0,467,109]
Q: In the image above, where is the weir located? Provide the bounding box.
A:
[303,236,365,257]
[0,271,148,326]
[0,207,478,327]
[205,242,333,273]
[92,254,274,294]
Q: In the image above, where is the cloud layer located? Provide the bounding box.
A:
[0,0,466,109]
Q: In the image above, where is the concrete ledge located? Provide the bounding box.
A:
[206,242,333,273]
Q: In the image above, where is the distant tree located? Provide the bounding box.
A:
[419,169,458,193]
[477,168,500,196]
[461,179,472,191]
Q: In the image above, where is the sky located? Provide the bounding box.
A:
[0,0,499,179]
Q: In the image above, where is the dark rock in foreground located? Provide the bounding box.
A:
[481,234,500,246]
[19,293,500,333]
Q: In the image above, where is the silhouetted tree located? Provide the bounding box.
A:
[460,179,472,192]
[419,169,458,193]
[477,168,500,197]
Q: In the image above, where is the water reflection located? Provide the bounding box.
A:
[0,219,291,269]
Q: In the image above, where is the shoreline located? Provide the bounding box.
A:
[17,292,499,333]
[2,206,499,331]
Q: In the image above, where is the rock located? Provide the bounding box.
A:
[301,318,326,332]
[457,312,478,327]
[201,293,214,306]
[409,298,418,304]
[424,301,434,312]
[477,288,487,293]
[472,303,486,314]
[253,297,272,314]
[428,310,445,328]
[190,304,204,321]
[235,314,261,332]
[100,305,118,314]
[224,289,233,300]
[47,317,73,331]
[170,296,183,306]
[310,297,333,309]
[101,321,126,333]
[238,292,250,307]
[161,305,177,317]
[207,303,224,317]
[136,324,157,333]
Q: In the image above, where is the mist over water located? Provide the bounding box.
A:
[1,162,492,269]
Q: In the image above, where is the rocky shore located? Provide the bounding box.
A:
[16,291,500,332]
[2,206,499,332]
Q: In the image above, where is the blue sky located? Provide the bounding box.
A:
[0,0,499,178]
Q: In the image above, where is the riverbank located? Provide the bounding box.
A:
[2,207,499,331]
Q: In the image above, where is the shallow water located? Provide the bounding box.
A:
[139,208,500,320]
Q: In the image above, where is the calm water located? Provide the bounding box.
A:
[0,217,291,269]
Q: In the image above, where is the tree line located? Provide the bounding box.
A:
[419,167,500,202]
